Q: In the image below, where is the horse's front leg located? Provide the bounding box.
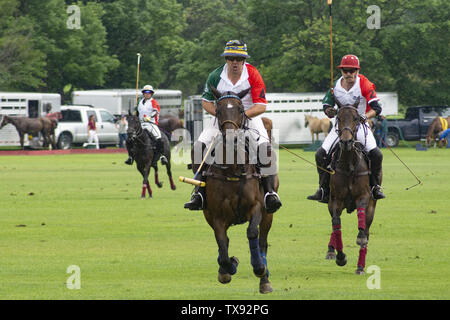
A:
[138,162,152,198]
[328,199,346,266]
[355,198,376,275]
[213,221,238,284]
[258,209,273,294]
[19,133,25,150]
[247,210,265,277]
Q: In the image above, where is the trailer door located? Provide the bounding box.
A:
[28,100,39,118]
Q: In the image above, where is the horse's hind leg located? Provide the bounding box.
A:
[164,158,176,190]
[258,210,273,294]
[214,224,238,284]
[152,163,163,188]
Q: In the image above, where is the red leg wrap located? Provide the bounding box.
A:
[357,207,366,230]
[332,225,343,251]
[358,246,367,268]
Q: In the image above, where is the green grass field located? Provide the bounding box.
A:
[0,147,449,300]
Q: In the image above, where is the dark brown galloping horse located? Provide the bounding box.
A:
[126,115,176,198]
[326,100,378,275]
[426,116,450,148]
[198,86,276,294]
[0,115,57,149]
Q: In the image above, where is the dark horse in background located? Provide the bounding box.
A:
[426,116,450,148]
[126,115,176,198]
[195,86,277,294]
[0,115,57,150]
[326,98,378,275]
[158,114,184,138]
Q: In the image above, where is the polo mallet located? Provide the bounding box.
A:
[179,132,219,187]
[328,0,334,96]
[134,53,142,108]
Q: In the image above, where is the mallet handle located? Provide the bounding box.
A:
[179,176,206,187]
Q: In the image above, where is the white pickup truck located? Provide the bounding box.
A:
[55,105,119,149]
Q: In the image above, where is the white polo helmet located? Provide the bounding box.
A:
[142,85,154,93]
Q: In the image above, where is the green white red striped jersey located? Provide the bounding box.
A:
[202,63,267,110]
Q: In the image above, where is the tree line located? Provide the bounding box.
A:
[0,0,448,110]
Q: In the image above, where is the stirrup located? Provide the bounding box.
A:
[371,185,386,200]
[184,192,204,210]
[160,155,168,165]
[264,192,282,213]
[125,157,134,165]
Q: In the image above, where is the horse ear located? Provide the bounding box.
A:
[237,87,251,99]
[353,97,361,108]
[210,85,221,100]
[335,97,343,109]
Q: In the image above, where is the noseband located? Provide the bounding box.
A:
[216,94,247,131]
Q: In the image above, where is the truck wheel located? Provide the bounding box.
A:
[58,132,73,149]
[386,132,399,148]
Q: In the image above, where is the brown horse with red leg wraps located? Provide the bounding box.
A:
[195,86,277,293]
[326,99,378,275]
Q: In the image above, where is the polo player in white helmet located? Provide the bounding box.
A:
[125,85,168,165]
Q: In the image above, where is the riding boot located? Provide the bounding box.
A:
[368,148,386,200]
[184,175,206,210]
[307,147,331,203]
[184,141,207,210]
[156,138,168,165]
[261,175,282,214]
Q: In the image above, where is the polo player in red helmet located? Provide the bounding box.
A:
[307,54,386,203]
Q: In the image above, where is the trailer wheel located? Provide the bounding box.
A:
[385,132,399,148]
[58,132,73,149]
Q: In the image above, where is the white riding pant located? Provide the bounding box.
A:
[88,130,99,149]
[321,121,377,154]
[197,115,276,175]
[198,115,269,147]
[142,122,161,140]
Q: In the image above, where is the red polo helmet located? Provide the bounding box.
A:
[337,54,360,69]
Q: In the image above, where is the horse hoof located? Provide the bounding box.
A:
[253,265,267,278]
[156,183,163,188]
[259,281,273,294]
[325,251,336,260]
[171,185,176,190]
[336,253,347,267]
[356,236,368,246]
[355,267,365,275]
[356,230,368,246]
[218,272,232,284]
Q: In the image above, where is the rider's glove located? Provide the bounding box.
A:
[325,107,336,118]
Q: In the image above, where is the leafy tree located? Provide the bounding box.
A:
[0,0,46,90]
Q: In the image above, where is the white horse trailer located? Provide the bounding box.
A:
[184,92,398,145]
[72,89,182,117]
[0,92,61,147]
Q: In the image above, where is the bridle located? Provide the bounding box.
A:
[336,106,360,144]
[216,94,248,131]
